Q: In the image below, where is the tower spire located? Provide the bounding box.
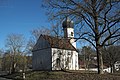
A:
[62,17,74,38]
[62,17,76,48]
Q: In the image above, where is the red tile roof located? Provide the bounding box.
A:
[42,35,76,51]
[33,35,77,51]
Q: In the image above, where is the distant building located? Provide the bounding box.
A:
[32,18,79,70]
[114,61,120,71]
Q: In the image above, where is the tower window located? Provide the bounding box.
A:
[71,32,73,36]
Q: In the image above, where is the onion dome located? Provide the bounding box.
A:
[62,17,74,28]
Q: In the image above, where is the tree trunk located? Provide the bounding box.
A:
[88,54,91,71]
[110,65,113,73]
[113,64,115,73]
[93,4,104,74]
[9,66,12,74]
[11,62,16,73]
[96,46,104,74]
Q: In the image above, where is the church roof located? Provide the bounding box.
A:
[42,35,77,51]
[33,35,77,51]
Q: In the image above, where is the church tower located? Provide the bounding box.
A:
[62,17,76,48]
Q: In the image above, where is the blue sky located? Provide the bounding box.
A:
[0,0,51,49]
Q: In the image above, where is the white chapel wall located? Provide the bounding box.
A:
[51,48,79,70]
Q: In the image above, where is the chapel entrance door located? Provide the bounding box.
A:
[56,58,61,70]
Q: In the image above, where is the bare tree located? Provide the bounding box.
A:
[43,0,120,74]
[51,23,63,37]
[27,25,64,52]
[102,45,120,73]
[0,49,4,70]
[2,51,12,73]
[31,27,51,41]
[81,46,95,70]
[5,33,26,73]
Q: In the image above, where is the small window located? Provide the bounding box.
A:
[71,32,73,36]
[68,52,71,55]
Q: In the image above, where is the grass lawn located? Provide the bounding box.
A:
[2,70,120,80]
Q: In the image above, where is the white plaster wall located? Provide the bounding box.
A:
[51,48,79,70]
[67,28,76,48]
[70,39,76,48]
[72,51,79,70]
[32,48,52,70]
[67,28,74,38]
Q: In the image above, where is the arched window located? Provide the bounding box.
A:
[56,58,60,67]
[71,32,73,36]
